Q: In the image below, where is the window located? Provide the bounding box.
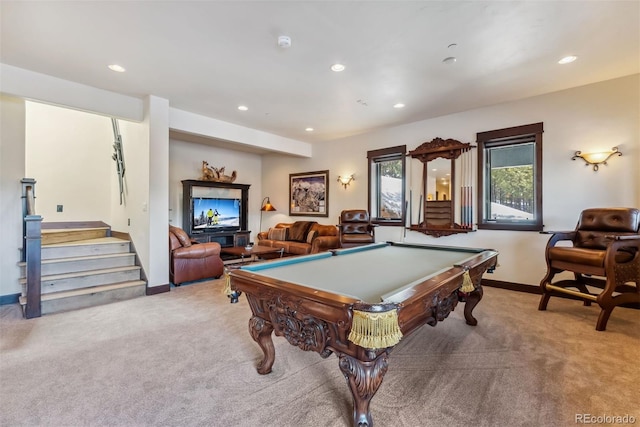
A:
[477,123,543,231]
[367,145,406,225]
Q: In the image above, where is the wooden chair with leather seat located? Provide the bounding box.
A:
[538,207,640,331]
[338,209,376,248]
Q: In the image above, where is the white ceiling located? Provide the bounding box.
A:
[1,1,638,144]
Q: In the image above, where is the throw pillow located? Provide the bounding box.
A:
[267,227,288,241]
[306,230,317,244]
[288,221,314,242]
[170,226,191,247]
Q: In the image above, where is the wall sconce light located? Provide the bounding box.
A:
[572,147,622,171]
[337,175,355,189]
[259,197,277,232]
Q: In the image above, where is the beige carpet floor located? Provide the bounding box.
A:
[1,279,638,427]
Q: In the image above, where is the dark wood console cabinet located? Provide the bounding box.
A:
[182,180,250,247]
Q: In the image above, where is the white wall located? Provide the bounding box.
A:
[259,138,370,232]
[0,95,26,299]
[262,74,640,287]
[2,72,637,298]
[169,140,263,241]
[110,119,140,231]
[146,96,170,288]
[107,96,170,289]
[25,102,113,222]
[0,98,166,297]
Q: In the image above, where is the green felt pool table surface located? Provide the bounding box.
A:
[240,242,492,303]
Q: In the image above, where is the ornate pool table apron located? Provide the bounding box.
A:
[348,269,473,349]
[225,266,475,350]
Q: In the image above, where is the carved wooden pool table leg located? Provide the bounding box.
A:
[338,352,389,427]
[249,316,275,375]
[462,286,483,326]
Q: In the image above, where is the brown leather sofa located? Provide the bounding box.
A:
[169,225,224,285]
[257,221,340,255]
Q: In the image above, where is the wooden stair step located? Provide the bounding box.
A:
[18,253,136,275]
[21,280,147,301]
[40,252,135,265]
[41,221,110,230]
[41,237,131,259]
[41,227,110,245]
[20,265,142,295]
[42,236,127,248]
[19,280,147,315]
[19,265,141,284]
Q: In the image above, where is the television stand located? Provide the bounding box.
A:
[191,231,232,246]
[191,230,251,248]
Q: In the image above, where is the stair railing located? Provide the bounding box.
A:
[21,178,42,318]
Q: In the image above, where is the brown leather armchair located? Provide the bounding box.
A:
[338,209,376,248]
[169,225,224,285]
[538,207,640,331]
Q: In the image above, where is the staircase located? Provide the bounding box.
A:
[18,223,147,315]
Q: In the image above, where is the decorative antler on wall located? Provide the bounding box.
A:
[201,161,237,183]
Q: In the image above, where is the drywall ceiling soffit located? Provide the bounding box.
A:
[169,130,275,155]
[169,129,313,157]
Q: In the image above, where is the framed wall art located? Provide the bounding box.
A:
[289,170,329,217]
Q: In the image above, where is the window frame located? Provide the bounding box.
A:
[476,123,543,231]
[367,145,406,226]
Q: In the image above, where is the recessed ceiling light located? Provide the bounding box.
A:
[558,55,577,64]
[108,64,126,72]
[442,57,457,65]
[331,63,345,72]
[238,105,248,111]
[305,127,314,132]
[393,103,405,109]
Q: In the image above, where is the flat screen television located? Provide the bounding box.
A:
[192,197,241,232]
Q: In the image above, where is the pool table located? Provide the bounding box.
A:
[228,242,498,427]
